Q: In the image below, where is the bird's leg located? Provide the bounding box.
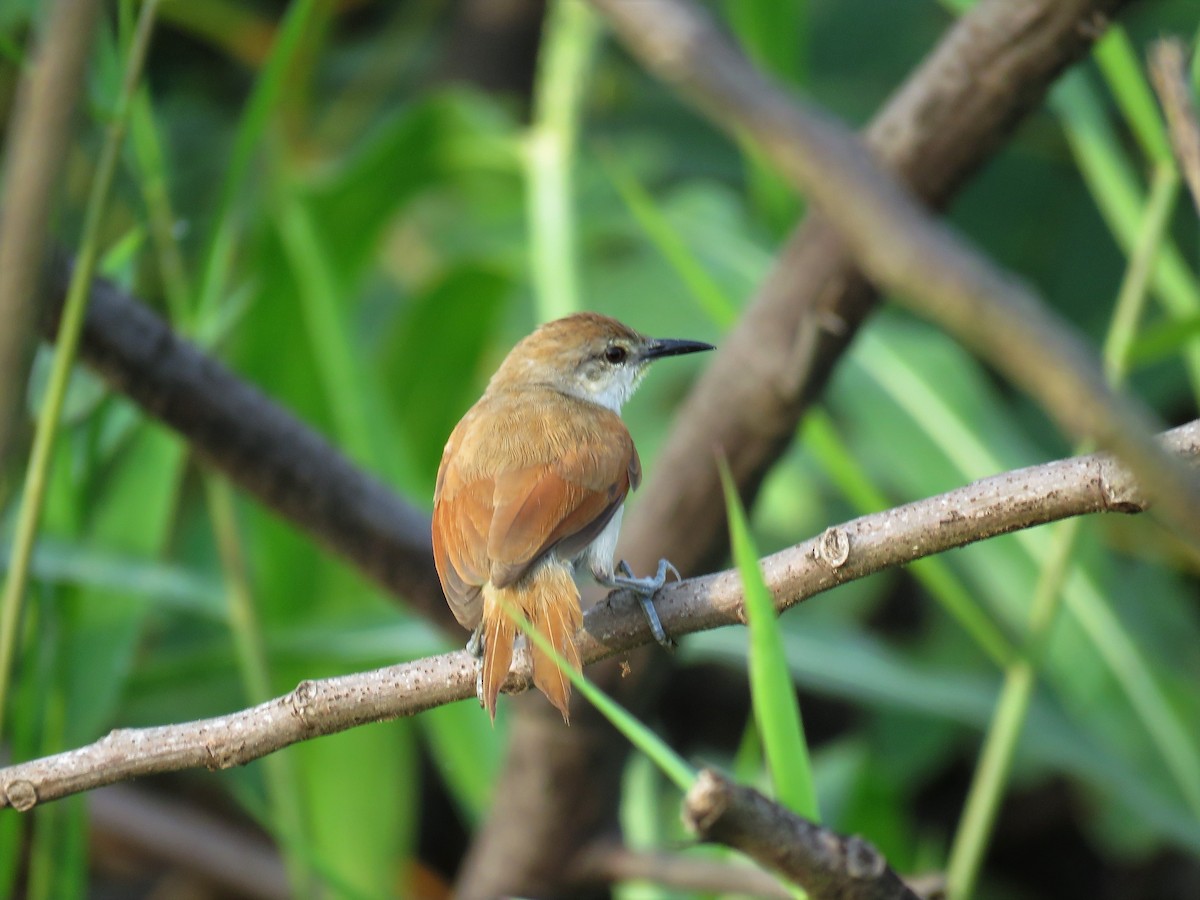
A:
[597,558,680,650]
[466,625,486,708]
[466,623,485,658]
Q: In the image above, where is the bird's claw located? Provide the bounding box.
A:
[606,558,679,651]
[613,557,678,593]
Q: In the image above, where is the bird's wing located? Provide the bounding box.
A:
[432,395,641,623]
[433,415,493,630]
[485,430,636,589]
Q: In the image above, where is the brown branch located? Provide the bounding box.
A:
[2,421,1195,811]
[0,0,103,486]
[458,0,1136,894]
[91,785,289,900]
[588,0,1200,545]
[1149,38,1200,217]
[573,839,794,899]
[41,258,455,633]
[683,769,921,900]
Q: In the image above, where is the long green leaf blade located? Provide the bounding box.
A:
[501,598,695,792]
[719,459,818,820]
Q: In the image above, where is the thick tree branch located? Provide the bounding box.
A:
[460,0,1137,894]
[683,769,921,900]
[41,259,455,633]
[2,421,1195,811]
[620,0,1142,585]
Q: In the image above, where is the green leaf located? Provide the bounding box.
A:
[600,153,739,330]
[305,96,513,284]
[721,0,807,86]
[296,719,418,899]
[501,597,696,792]
[718,459,818,820]
[1050,70,1200,393]
[1126,313,1200,367]
[1092,27,1173,166]
[381,263,512,485]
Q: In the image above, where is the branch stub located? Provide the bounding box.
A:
[818,526,851,568]
[4,779,38,811]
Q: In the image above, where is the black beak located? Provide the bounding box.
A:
[642,337,715,361]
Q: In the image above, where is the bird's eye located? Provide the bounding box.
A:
[604,345,627,364]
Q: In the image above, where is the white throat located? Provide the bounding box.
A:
[584,365,643,413]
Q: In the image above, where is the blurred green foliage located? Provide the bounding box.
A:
[1,0,1199,897]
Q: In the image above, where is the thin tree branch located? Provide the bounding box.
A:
[683,769,921,900]
[572,839,794,899]
[587,0,1200,546]
[41,258,455,633]
[2,421,1195,811]
[459,0,1137,893]
[0,0,103,490]
[91,785,289,900]
[1149,38,1200,217]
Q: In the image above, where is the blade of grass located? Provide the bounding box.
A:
[525,0,601,321]
[1093,27,1173,166]
[1050,70,1200,395]
[274,188,417,489]
[945,140,1188,900]
[721,0,808,235]
[600,152,739,330]
[0,0,159,741]
[719,459,818,820]
[500,597,695,792]
[204,477,316,897]
[618,755,675,900]
[124,66,317,895]
[1193,26,1200,90]
[1126,313,1200,367]
[193,0,320,331]
[1103,164,1180,382]
[855,327,1200,817]
[944,517,1079,900]
[129,85,191,324]
[273,192,376,466]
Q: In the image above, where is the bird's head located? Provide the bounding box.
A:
[490,312,713,412]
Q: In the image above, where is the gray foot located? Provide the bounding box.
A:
[601,558,680,650]
[466,624,484,658]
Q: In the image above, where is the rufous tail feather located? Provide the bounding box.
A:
[479,591,515,721]
[481,564,581,723]
[528,566,582,723]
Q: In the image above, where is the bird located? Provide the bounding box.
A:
[431,312,713,722]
